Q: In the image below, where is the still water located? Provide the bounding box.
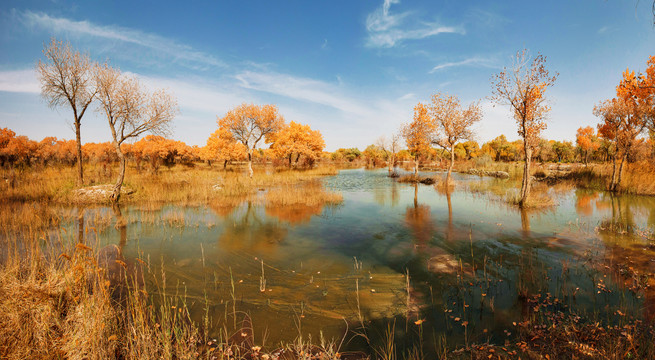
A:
[69,169,655,353]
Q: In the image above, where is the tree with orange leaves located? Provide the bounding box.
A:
[490,49,558,206]
[594,97,649,191]
[575,126,600,165]
[593,57,653,192]
[429,93,482,185]
[218,103,285,177]
[270,121,325,168]
[204,126,247,169]
[402,103,435,175]
[617,56,655,133]
[0,133,36,166]
[0,128,16,167]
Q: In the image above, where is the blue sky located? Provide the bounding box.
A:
[0,0,653,151]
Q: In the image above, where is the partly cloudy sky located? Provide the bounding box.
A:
[0,0,653,150]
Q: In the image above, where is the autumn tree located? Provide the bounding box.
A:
[332,148,361,162]
[402,103,435,175]
[362,144,385,167]
[376,133,401,173]
[576,126,600,165]
[457,140,479,160]
[270,121,325,168]
[126,135,190,172]
[429,93,482,184]
[218,103,284,177]
[0,129,37,166]
[483,135,516,162]
[618,56,655,132]
[490,49,558,206]
[204,126,247,169]
[95,64,178,203]
[0,128,16,166]
[37,38,97,185]
[594,97,648,191]
[550,140,574,163]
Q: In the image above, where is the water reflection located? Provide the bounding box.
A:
[64,169,655,355]
[77,208,84,244]
[575,190,599,216]
[112,204,127,247]
[218,201,288,251]
[265,204,322,224]
[405,184,434,248]
[373,180,400,207]
[520,207,530,237]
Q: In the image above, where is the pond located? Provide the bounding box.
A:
[52,169,655,355]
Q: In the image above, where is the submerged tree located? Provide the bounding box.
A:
[95,64,178,203]
[218,103,285,177]
[595,97,648,192]
[37,38,97,185]
[402,103,435,175]
[429,93,482,185]
[490,49,558,206]
[376,132,401,173]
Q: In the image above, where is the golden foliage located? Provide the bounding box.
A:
[490,49,558,152]
[270,121,325,167]
[217,103,285,176]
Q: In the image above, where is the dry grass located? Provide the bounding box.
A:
[455,160,524,180]
[0,183,349,360]
[265,181,343,207]
[0,242,121,359]
[0,202,64,234]
[397,174,436,185]
[0,163,340,206]
[541,160,655,196]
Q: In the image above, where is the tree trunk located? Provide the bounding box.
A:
[288,154,292,168]
[610,154,618,191]
[414,155,419,175]
[388,154,393,173]
[446,144,455,185]
[75,120,84,185]
[615,153,627,192]
[247,149,254,178]
[519,147,532,207]
[110,144,126,204]
[223,159,228,170]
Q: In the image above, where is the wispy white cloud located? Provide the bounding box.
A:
[397,92,415,101]
[365,0,464,48]
[17,10,224,70]
[0,69,40,94]
[598,26,611,34]
[429,57,498,73]
[235,70,373,118]
[466,8,510,30]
